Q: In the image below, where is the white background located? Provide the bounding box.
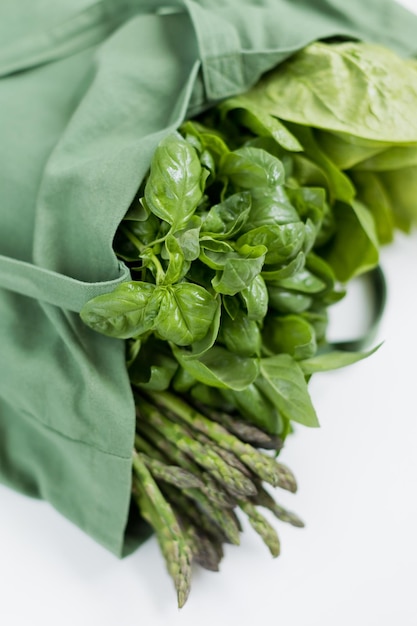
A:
[1,2,417,624]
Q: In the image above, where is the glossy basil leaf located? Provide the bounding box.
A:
[162,234,187,284]
[201,192,251,239]
[244,186,300,232]
[258,354,319,427]
[288,186,326,223]
[172,345,260,390]
[185,299,222,358]
[262,315,317,360]
[261,250,305,282]
[144,133,203,230]
[220,310,261,357]
[199,239,236,270]
[267,286,312,314]
[299,344,381,375]
[220,147,285,188]
[212,244,266,296]
[200,148,216,179]
[237,222,305,266]
[154,283,218,346]
[240,275,269,321]
[139,247,166,284]
[80,281,159,339]
[173,215,202,261]
[219,96,303,152]
[200,131,230,165]
[277,269,326,294]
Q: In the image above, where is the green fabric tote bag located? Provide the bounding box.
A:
[1,0,417,556]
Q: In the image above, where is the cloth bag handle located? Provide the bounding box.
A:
[0,255,130,312]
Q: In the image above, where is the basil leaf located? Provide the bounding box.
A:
[237,222,305,266]
[144,133,203,230]
[220,310,261,357]
[258,354,319,427]
[262,315,317,360]
[80,281,159,339]
[212,244,266,296]
[244,186,300,231]
[267,287,312,314]
[199,239,236,270]
[162,234,188,285]
[186,299,222,358]
[261,250,305,282]
[174,216,202,261]
[277,269,326,294]
[299,344,381,375]
[154,283,218,346]
[201,192,251,239]
[173,346,260,390]
[240,275,269,321]
[220,147,285,188]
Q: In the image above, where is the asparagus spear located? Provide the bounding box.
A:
[251,485,305,528]
[194,402,283,450]
[161,483,228,547]
[138,420,236,509]
[164,492,225,572]
[238,500,281,557]
[146,391,297,492]
[137,398,258,499]
[136,450,204,490]
[132,451,192,608]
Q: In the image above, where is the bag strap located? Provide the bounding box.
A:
[329,266,387,352]
[0,255,130,312]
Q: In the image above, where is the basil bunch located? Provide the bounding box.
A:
[81,118,369,437]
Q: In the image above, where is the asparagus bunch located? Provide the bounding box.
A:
[132,389,303,607]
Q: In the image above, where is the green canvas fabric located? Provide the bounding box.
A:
[1,0,417,556]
